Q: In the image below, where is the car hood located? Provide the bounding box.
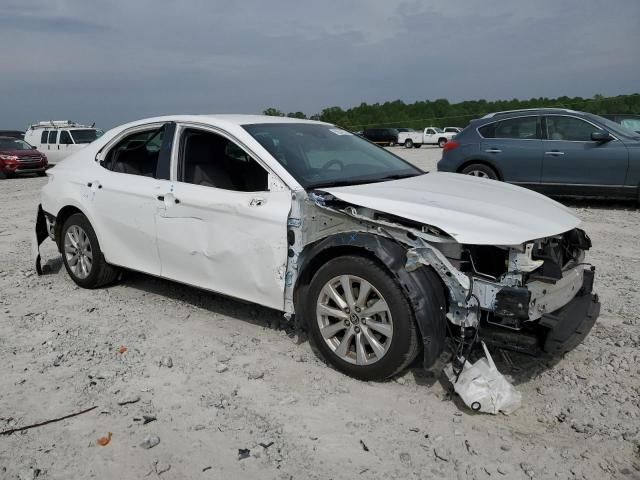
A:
[319,173,581,245]
[1,150,43,157]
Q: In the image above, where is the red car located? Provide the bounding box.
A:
[0,136,48,178]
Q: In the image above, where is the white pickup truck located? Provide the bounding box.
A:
[396,127,456,149]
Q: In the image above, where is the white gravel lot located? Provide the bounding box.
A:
[1,146,638,479]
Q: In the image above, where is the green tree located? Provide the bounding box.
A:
[263,108,284,117]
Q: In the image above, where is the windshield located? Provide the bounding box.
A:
[0,138,34,151]
[70,129,98,144]
[243,123,423,189]
[587,114,639,138]
[621,118,640,133]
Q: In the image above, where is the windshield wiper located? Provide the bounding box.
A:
[374,172,423,181]
[306,172,422,190]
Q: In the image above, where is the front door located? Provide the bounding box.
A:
[155,126,291,311]
[541,115,628,191]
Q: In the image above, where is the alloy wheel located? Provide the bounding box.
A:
[64,225,93,279]
[467,170,490,178]
[316,275,393,365]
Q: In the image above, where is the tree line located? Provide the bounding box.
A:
[263,93,640,131]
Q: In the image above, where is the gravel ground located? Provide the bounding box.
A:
[1,147,639,479]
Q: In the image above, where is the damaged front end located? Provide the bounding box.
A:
[288,190,600,370]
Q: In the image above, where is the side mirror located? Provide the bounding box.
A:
[591,131,612,142]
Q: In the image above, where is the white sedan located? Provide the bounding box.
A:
[34,115,600,380]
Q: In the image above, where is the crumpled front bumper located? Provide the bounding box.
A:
[481,268,600,356]
[538,268,600,355]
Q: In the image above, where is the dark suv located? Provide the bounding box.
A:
[362,128,399,146]
[437,108,640,200]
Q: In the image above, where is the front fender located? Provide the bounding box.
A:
[295,232,447,369]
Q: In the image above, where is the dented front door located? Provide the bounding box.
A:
[155,183,291,311]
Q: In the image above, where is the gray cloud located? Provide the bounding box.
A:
[0,0,638,129]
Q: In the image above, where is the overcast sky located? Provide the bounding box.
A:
[1,0,638,129]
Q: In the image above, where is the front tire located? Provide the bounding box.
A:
[61,213,119,288]
[305,256,421,380]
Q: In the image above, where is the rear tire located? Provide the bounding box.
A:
[461,163,499,180]
[438,138,447,148]
[305,255,421,380]
[404,139,413,149]
[61,213,120,288]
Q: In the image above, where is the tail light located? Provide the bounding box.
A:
[442,140,460,152]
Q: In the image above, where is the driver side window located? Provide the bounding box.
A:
[178,128,268,192]
[101,126,165,178]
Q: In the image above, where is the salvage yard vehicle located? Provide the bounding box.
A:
[362,128,399,146]
[438,108,640,200]
[0,136,48,178]
[34,115,600,381]
[25,120,102,165]
[397,127,452,148]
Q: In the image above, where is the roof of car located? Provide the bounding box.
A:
[199,114,325,125]
[481,108,582,119]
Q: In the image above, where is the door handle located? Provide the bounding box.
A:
[485,149,502,153]
[157,195,180,204]
[545,151,565,156]
[249,197,265,207]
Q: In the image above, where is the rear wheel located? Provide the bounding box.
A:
[404,139,413,148]
[461,163,498,180]
[305,256,421,380]
[61,213,120,288]
[438,138,447,148]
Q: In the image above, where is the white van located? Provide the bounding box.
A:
[24,121,103,164]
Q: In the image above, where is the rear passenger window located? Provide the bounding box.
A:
[48,131,58,144]
[480,117,538,139]
[101,127,165,177]
[179,128,268,192]
[41,131,48,144]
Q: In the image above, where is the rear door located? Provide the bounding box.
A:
[46,130,63,163]
[59,130,74,160]
[541,115,628,192]
[87,123,175,275]
[479,115,543,185]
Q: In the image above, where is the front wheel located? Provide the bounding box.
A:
[438,138,447,148]
[404,139,413,148]
[305,256,421,380]
[61,213,120,288]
